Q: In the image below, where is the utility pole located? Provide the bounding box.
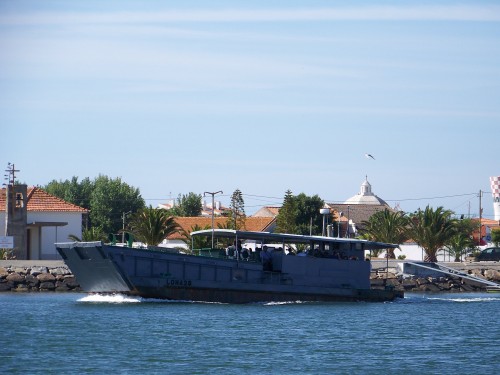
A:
[4,163,19,185]
[4,163,20,235]
[204,190,223,249]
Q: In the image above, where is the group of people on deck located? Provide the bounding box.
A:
[225,241,295,271]
[225,240,361,271]
[225,240,250,261]
[225,241,275,270]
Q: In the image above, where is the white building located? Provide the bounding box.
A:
[1,186,87,260]
[328,177,450,261]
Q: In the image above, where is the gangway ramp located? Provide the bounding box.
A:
[405,261,500,288]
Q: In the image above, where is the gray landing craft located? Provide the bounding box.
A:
[56,229,404,303]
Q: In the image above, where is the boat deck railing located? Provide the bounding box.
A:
[194,248,262,262]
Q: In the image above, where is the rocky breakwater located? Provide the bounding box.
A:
[371,265,500,293]
[0,264,81,292]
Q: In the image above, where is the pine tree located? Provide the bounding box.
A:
[275,189,297,234]
[228,189,245,230]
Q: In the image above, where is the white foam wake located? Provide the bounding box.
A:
[263,300,309,306]
[77,294,216,304]
[78,294,141,303]
[427,296,500,303]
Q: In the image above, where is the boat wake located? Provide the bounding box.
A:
[77,294,228,304]
[78,294,142,303]
[426,296,500,303]
[77,294,315,305]
[262,300,310,306]
[402,293,500,304]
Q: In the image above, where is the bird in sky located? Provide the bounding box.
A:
[365,153,375,160]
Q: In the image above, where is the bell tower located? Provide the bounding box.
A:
[4,164,28,259]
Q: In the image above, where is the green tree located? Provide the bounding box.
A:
[442,233,474,262]
[179,224,212,252]
[275,189,297,234]
[0,248,15,260]
[168,192,202,217]
[216,220,231,229]
[68,227,107,242]
[216,220,233,247]
[45,175,145,235]
[45,176,93,209]
[294,193,324,236]
[491,228,500,247]
[89,175,145,235]
[228,189,245,230]
[360,209,409,258]
[127,206,180,247]
[442,218,476,261]
[408,206,457,262]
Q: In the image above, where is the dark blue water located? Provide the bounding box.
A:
[1,292,498,374]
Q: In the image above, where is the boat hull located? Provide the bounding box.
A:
[56,242,402,303]
[130,285,400,303]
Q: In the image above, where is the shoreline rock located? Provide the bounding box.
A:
[0,265,81,293]
[371,267,500,293]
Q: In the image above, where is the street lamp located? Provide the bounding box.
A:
[320,208,330,236]
[204,190,223,249]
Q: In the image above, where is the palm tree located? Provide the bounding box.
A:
[442,218,476,261]
[408,205,457,262]
[359,209,409,258]
[216,220,231,230]
[126,206,180,247]
[179,224,212,252]
[68,226,107,242]
[442,232,475,262]
[215,221,234,248]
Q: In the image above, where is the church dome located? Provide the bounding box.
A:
[344,177,389,206]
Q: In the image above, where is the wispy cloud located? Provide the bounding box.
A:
[2,5,500,25]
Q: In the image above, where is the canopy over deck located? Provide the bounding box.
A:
[190,229,398,250]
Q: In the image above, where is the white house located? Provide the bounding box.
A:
[1,186,88,260]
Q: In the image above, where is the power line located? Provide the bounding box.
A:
[146,191,483,208]
[243,193,284,200]
[382,192,478,202]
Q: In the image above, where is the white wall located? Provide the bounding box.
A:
[371,243,466,262]
[28,212,83,260]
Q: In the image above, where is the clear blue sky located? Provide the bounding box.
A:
[1,0,499,218]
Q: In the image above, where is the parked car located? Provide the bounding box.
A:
[475,247,500,261]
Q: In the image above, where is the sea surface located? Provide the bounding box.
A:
[1,292,498,375]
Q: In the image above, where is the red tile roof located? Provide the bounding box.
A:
[478,218,500,227]
[169,216,276,240]
[253,206,280,217]
[325,203,392,225]
[471,218,500,240]
[0,187,88,213]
